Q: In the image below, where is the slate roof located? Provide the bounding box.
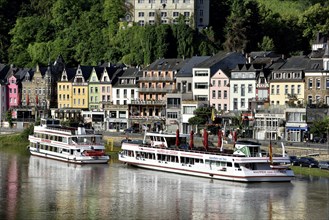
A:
[276,56,309,70]
[144,58,186,71]
[195,52,246,76]
[177,56,210,77]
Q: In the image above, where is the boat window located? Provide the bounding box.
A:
[227,162,232,167]
[234,163,240,168]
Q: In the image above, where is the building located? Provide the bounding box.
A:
[269,56,308,107]
[210,69,230,112]
[127,0,209,29]
[166,56,209,133]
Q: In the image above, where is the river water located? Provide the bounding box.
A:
[0,152,328,220]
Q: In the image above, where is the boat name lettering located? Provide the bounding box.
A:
[253,170,283,174]
[41,139,51,143]
[157,149,178,155]
[209,157,227,161]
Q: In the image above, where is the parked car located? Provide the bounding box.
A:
[318,161,329,170]
[298,157,319,168]
[124,127,139,133]
[289,156,299,165]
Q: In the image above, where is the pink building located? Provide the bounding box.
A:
[210,69,230,112]
[7,75,20,109]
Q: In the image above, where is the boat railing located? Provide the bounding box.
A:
[44,126,76,135]
[135,144,246,157]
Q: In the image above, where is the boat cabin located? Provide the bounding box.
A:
[233,140,262,157]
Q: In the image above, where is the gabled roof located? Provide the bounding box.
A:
[119,67,140,78]
[177,56,210,77]
[276,56,309,70]
[144,58,185,71]
[195,52,246,76]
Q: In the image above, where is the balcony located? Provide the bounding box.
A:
[129,115,166,121]
[139,76,173,82]
[130,100,166,105]
[139,87,174,93]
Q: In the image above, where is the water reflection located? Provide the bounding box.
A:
[0,153,328,220]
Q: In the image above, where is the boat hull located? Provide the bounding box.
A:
[29,147,109,164]
[120,158,294,182]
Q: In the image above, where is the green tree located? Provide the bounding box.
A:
[173,15,195,58]
[299,3,329,40]
[258,36,275,51]
[310,116,329,139]
[5,109,13,128]
[223,0,248,52]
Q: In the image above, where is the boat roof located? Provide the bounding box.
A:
[235,140,261,146]
[146,132,190,138]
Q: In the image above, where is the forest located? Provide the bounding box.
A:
[0,0,328,68]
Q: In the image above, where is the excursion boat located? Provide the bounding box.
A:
[118,130,294,182]
[28,118,110,164]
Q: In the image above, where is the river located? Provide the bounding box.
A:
[0,152,328,220]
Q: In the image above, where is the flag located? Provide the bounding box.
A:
[269,141,273,164]
[211,108,215,121]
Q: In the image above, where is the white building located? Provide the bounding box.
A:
[126,0,209,29]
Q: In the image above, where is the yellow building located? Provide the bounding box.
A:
[72,65,89,109]
[269,57,308,107]
[57,68,73,108]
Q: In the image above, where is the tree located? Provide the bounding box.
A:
[5,109,13,128]
[223,0,248,52]
[258,36,275,51]
[310,116,329,139]
[299,3,329,40]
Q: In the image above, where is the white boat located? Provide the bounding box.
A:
[28,118,110,164]
[118,131,294,182]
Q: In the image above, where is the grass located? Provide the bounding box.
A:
[256,0,307,18]
[291,166,329,178]
[0,133,30,155]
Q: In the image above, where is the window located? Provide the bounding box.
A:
[138,12,144,17]
[161,12,167,17]
[194,70,208,76]
[149,12,155,17]
[224,80,227,86]
[218,104,221,110]
[233,98,238,110]
[199,10,203,17]
[308,79,313,89]
[149,0,155,3]
[326,78,329,88]
[248,84,252,93]
[224,104,227,111]
[184,12,190,17]
[194,83,208,89]
[308,96,312,104]
[218,90,221,99]
[183,106,196,114]
[138,20,145,26]
[241,85,245,96]
[173,12,179,17]
[276,85,280,94]
[161,0,167,3]
[285,85,288,94]
[291,85,295,95]
[271,85,274,94]
[316,78,320,89]
[218,80,221,87]
[138,0,144,3]
[241,98,245,108]
[149,20,155,25]
[297,85,301,94]
[173,0,179,3]
[212,90,216,98]
[183,0,190,3]
[233,84,238,93]
[224,91,227,99]
[212,80,215,86]
[167,112,178,119]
